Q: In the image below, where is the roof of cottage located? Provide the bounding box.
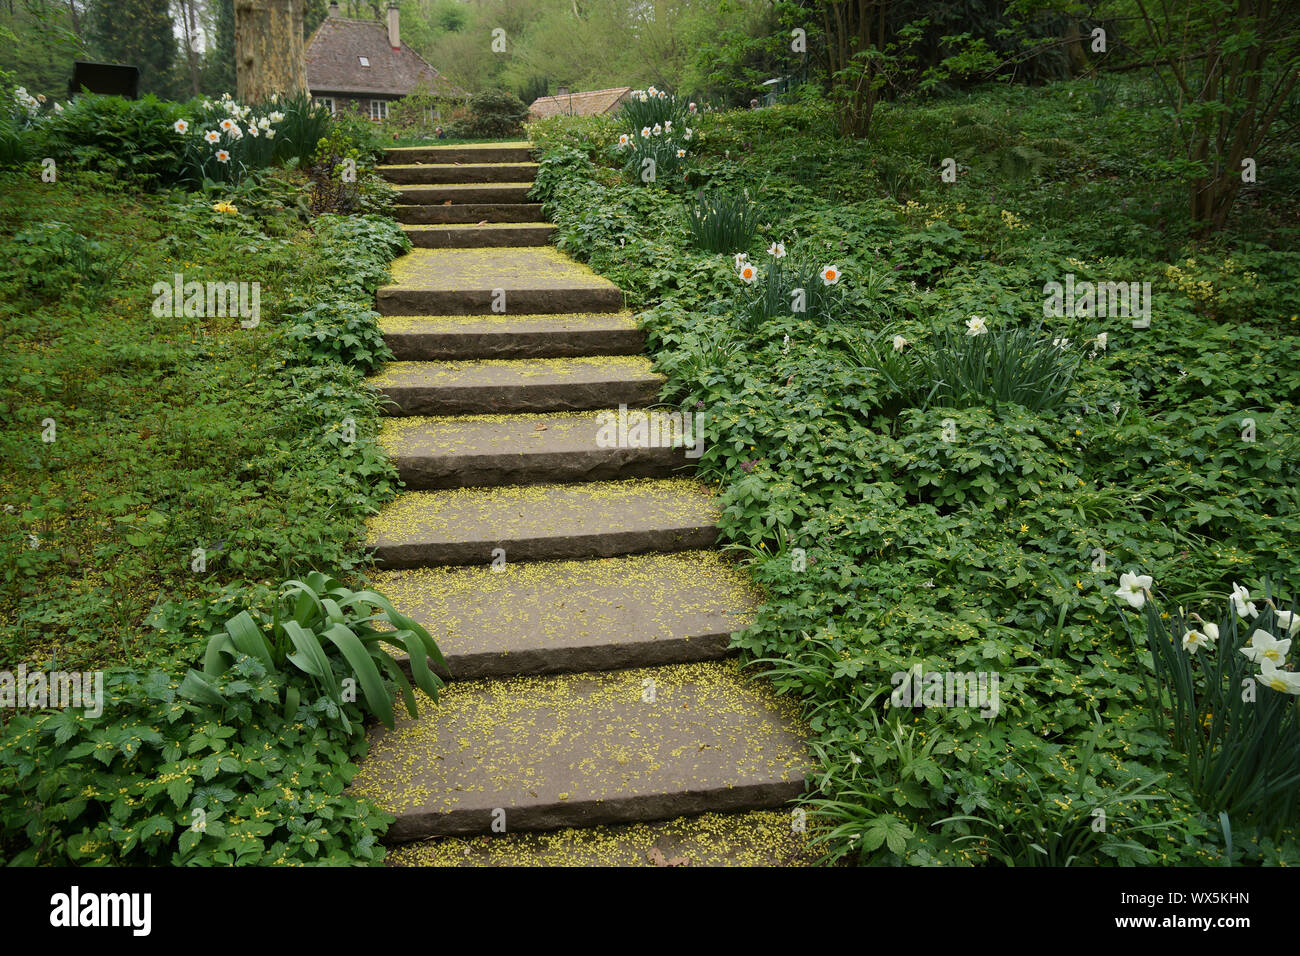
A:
[306,17,464,98]
[529,87,632,119]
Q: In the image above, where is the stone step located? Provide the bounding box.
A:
[394,203,547,224]
[366,476,719,568]
[381,411,699,489]
[350,660,808,841]
[371,550,757,678]
[379,162,540,185]
[395,183,536,205]
[369,356,663,416]
[384,143,534,165]
[386,810,818,866]
[403,222,555,248]
[380,312,643,361]
[378,247,623,316]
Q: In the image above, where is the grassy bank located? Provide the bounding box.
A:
[528,76,1300,866]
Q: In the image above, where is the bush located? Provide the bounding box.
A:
[451,88,528,138]
[37,93,187,189]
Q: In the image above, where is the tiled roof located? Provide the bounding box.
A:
[306,17,465,98]
[529,87,632,119]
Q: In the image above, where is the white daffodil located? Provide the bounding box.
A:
[258,116,271,130]
[684,128,693,140]
[269,111,285,123]
[1202,622,1219,642]
[1114,571,1153,610]
[676,148,685,158]
[1240,628,1291,666]
[733,252,749,271]
[641,126,651,138]
[965,315,988,336]
[821,265,840,285]
[204,129,220,144]
[767,241,785,258]
[893,335,908,352]
[247,124,259,137]
[663,120,672,132]
[618,133,630,147]
[1273,610,1300,636]
[1230,582,1259,619]
[1052,337,1070,349]
[266,129,276,139]
[738,262,758,284]
[1181,629,1213,654]
[1259,658,1300,695]
[652,123,662,136]
[1094,331,1108,350]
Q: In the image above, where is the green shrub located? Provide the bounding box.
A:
[283,298,393,370]
[37,93,187,189]
[452,89,528,138]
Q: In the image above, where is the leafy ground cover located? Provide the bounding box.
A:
[0,96,429,865]
[529,76,1300,865]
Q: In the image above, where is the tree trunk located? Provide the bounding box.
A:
[235,0,307,102]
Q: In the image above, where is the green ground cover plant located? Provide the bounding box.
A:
[0,99,423,865]
[530,75,1300,866]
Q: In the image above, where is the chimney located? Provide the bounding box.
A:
[327,1,339,17]
[387,3,400,50]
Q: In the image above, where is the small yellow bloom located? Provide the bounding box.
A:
[212,200,239,215]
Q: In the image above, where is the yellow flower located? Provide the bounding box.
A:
[212,200,239,215]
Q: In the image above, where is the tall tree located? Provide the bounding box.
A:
[234,0,306,100]
[86,0,176,95]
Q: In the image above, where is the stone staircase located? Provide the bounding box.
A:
[350,142,811,865]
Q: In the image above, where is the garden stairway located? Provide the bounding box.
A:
[349,143,812,866]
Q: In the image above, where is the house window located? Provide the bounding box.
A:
[358,56,370,67]
[369,99,389,121]
[316,96,335,115]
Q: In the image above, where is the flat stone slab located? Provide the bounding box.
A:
[351,660,809,840]
[370,550,758,677]
[386,809,819,866]
[380,161,540,185]
[395,183,536,205]
[366,477,720,567]
[384,143,534,165]
[394,203,547,224]
[368,356,663,415]
[403,222,556,248]
[377,247,623,316]
[380,411,692,487]
[379,312,643,360]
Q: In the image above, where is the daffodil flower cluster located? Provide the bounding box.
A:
[1116,572,1300,694]
[172,92,288,184]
